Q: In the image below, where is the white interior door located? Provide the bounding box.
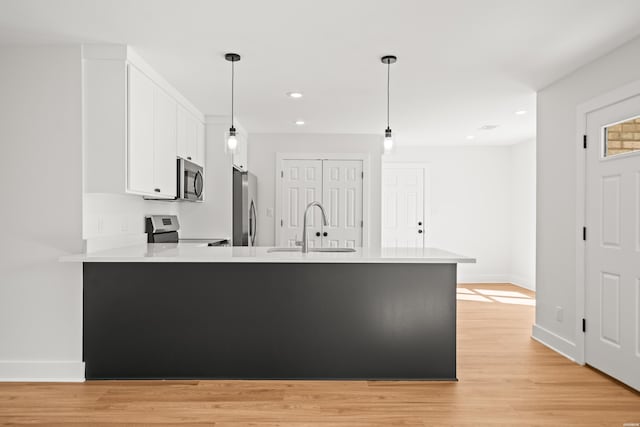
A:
[382,166,425,248]
[280,159,323,248]
[322,160,363,248]
[585,95,640,391]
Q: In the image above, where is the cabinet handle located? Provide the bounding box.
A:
[418,229,423,234]
[323,232,328,237]
[315,232,321,237]
[418,221,423,226]
[154,188,161,193]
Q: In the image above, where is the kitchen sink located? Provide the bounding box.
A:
[267,247,356,253]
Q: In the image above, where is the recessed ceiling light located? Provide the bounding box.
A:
[479,124,499,131]
[295,120,305,126]
[515,110,527,115]
[466,135,475,140]
[287,92,303,98]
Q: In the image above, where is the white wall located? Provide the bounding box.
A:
[535,35,640,359]
[0,46,84,380]
[179,118,234,239]
[510,139,536,290]
[248,133,382,248]
[384,146,518,283]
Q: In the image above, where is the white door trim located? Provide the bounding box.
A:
[575,78,640,365]
[381,162,432,248]
[275,153,370,247]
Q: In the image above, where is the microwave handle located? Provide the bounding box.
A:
[194,170,204,198]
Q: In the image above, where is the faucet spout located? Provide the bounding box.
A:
[301,201,328,253]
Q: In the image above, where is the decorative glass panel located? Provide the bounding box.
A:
[604,116,640,157]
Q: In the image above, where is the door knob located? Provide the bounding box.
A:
[418,229,423,234]
[323,232,328,237]
[315,232,321,237]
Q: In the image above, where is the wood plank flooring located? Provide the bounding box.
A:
[0,283,638,426]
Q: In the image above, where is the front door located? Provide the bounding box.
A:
[585,95,640,391]
[382,166,426,248]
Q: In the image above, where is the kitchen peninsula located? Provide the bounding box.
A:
[63,245,475,380]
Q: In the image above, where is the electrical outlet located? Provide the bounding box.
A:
[555,306,564,322]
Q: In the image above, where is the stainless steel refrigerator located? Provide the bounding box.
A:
[232,169,258,246]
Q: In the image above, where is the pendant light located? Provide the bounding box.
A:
[381,55,397,153]
[225,52,241,152]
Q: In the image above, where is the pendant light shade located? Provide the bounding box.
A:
[381,55,397,153]
[225,53,241,153]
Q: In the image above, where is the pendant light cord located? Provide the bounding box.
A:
[231,59,235,128]
[386,61,390,129]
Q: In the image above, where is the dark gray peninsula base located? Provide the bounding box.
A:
[83,262,457,380]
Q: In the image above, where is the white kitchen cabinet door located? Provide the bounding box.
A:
[176,105,204,166]
[195,120,205,166]
[176,105,189,160]
[127,65,155,195]
[321,160,363,248]
[153,87,177,198]
[279,160,323,247]
[185,113,198,164]
[382,167,425,248]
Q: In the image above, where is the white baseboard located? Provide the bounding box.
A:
[531,324,577,362]
[0,361,85,382]
[509,274,535,291]
[457,273,511,284]
[457,273,535,291]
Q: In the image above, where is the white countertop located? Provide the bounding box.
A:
[61,244,475,264]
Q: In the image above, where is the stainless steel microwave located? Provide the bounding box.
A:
[178,158,204,202]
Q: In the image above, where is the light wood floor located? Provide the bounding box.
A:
[1,283,638,426]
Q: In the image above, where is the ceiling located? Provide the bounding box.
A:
[2,0,640,146]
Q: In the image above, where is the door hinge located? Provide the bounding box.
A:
[361,171,364,179]
[582,318,586,333]
[280,219,283,227]
[583,134,587,149]
[583,227,587,241]
[280,170,284,178]
[360,220,363,228]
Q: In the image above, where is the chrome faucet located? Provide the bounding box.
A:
[300,201,329,253]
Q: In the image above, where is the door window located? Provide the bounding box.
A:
[603,115,640,158]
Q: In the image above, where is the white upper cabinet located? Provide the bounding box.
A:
[177,105,205,166]
[83,45,205,197]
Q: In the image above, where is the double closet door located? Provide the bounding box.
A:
[279,159,363,249]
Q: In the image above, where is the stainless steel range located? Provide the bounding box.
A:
[145,215,229,246]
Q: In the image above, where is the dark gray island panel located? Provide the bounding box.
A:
[83,262,457,380]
